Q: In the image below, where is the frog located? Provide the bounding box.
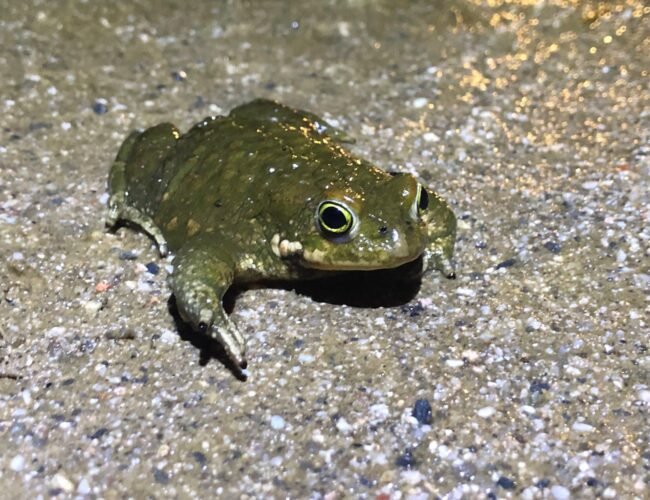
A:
[106,99,456,372]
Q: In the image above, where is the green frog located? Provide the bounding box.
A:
[107,99,456,371]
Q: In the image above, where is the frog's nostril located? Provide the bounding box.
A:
[379,225,388,235]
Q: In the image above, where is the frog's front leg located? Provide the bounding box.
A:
[169,238,247,369]
[422,193,457,279]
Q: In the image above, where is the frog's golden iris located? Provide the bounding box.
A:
[317,201,354,236]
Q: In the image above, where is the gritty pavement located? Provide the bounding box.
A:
[1,1,648,498]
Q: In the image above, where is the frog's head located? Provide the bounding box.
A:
[294,170,432,271]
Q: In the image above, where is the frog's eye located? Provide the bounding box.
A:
[317,201,354,235]
[416,184,429,212]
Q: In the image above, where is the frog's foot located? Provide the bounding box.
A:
[423,247,456,280]
[170,241,246,369]
[106,201,169,257]
[173,288,247,369]
[199,310,247,369]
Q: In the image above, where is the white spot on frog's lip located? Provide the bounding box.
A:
[279,239,303,257]
[270,233,303,258]
[389,228,412,259]
[271,233,281,257]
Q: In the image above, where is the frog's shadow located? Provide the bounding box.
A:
[274,256,424,308]
[169,257,425,379]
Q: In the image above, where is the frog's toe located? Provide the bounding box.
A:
[423,248,456,279]
[198,308,214,328]
[441,257,456,279]
[195,308,247,369]
[210,323,247,369]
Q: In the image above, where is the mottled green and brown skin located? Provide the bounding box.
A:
[107,99,456,370]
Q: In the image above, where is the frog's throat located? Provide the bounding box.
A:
[300,247,422,271]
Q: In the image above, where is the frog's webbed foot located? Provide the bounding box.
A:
[423,230,456,280]
[423,250,456,279]
[194,300,247,370]
[422,196,457,280]
[169,241,246,369]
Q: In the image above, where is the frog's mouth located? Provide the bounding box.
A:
[301,247,422,271]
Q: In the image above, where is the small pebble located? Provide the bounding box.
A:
[51,473,74,493]
[477,406,496,418]
[572,422,595,432]
[637,389,650,403]
[543,241,562,253]
[298,353,314,363]
[159,329,178,345]
[145,262,160,275]
[412,399,432,425]
[83,300,103,315]
[395,449,416,468]
[550,485,571,499]
[152,468,169,485]
[496,258,517,269]
[446,359,464,368]
[92,98,108,115]
[89,427,109,440]
[411,97,428,108]
[602,487,617,498]
[77,478,91,495]
[191,451,207,466]
[497,476,516,490]
[369,403,390,423]
[526,318,542,331]
[401,470,423,485]
[118,250,139,261]
[10,454,25,472]
[270,415,285,430]
[530,380,550,393]
[462,349,480,362]
[335,417,352,434]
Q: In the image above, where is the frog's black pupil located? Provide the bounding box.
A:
[419,187,429,210]
[321,206,347,230]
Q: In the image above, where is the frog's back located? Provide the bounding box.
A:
[109,99,365,251]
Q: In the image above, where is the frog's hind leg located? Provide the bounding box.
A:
[108,205,170,257]
[107,125,179,257]
[107,130,140,228]
[106,134,169,256]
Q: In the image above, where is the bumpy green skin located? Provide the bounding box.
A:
[107,99,456,370]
